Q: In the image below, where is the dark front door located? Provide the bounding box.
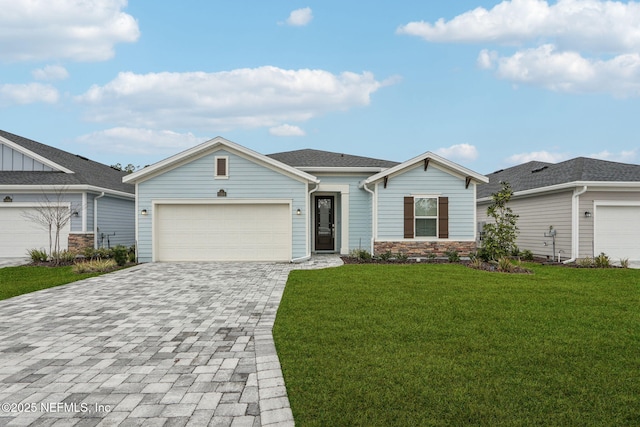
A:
[315,196,334,251]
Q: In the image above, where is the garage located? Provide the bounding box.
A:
[594,204,640,261]
[155,202,292,261]
[0,205,70,258]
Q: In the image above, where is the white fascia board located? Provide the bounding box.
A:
[123,136,319,184]
[0,135,74,174]
[477,180,640,203]
[0,184,134,199]
[296,166,387,174]
[364,151,488,185]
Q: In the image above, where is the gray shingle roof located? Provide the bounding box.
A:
[267,149,399,168]
[478,157,640,198]
[0,130,134,194]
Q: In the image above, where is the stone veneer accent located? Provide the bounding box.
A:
[68,233,94,252]
[374,240,477,257]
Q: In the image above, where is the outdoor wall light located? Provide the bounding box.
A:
[3,196,12,203]
[296,208,301,215]
[141,209,148,215]
[584,211,592,218]
[72,211,79,217]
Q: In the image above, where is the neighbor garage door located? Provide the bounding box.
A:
[155,203,291,261]
[0,206,70,257]
[595,205,640,261]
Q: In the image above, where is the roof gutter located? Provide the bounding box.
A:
[360,180,376,255]
[290,182,320,263]
[94,192,105,249]
[564,185,588,264]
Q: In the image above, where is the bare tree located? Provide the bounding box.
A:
[21,187,80,264]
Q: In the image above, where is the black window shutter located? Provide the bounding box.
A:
[404,196,414,238]
[438,197,449,239]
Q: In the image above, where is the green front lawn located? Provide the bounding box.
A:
[0,266,101,301]
[274,264,640,426]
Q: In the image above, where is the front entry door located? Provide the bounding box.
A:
[315,196,335,251]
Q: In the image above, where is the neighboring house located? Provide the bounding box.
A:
[477,157,640,262]
[124,136,488,262]
[0,130,135,257]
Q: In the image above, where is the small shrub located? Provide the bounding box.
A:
[128,245,137,263]
[396,252,409,262]
[445,250,460,263]
[379,250,393,261]
[73,259,117,274]
[53,250,77,264]
[27,248,48,263]
[619,258,629,269]
[469,258,484,270]
[521,249,534,261]
[95,247,113,259]
[510,246,521,257]
[594,252,611,268]
[112,245,128,266]
[498,257,514,272]
[577,257,594,267]
[349,249,372,261]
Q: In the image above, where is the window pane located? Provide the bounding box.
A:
[416,218,436,236]
[415,198,437,216]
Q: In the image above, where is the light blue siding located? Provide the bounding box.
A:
[313,174,373,252]
[377,164,476,239]
[0,143,53,171]
[9,193,84,232]
[137,149,308,262]
[96,196,135,248]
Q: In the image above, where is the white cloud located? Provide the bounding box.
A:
[0,0,139,62]
[269,124,306,137]
[76,127,208,156]
[0,83,59,106]
[505,150,570,165]
[435,143,478,162]
[589,149,638,163]
[399,0,640,96]
[398,0,640,53]
[32,65,70,81]
[285,7,313,26]
[493,45,640,96]
[75,66,387,131]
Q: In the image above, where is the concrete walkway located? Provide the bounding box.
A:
[0,255,343,426]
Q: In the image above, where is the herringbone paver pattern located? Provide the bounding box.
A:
[0,256,342,426]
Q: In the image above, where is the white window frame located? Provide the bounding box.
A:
[214,156,229,179]
[414,195,438,238]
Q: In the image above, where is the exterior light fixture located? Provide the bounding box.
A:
[584,211,592,218]
[141,209,148,215]
[72,211,79,217]
[296,208,301,215]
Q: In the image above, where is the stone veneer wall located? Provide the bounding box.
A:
[68,233,94,252]
[374,241,477,257]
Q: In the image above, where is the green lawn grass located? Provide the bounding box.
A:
[274,264,640,426]
[0,266,101,301]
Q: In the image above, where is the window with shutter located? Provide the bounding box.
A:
[403,196,449,239]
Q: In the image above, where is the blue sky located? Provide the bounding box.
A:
[1,0,639,174]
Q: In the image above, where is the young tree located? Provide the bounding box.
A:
[482,181,519,261]
[21,188,79,264]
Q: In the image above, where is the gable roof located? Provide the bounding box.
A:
[124,136,320,184]
[364,151,488,185]
[478,157,640,199]
[0,130,133,195]
[267,149,399,170]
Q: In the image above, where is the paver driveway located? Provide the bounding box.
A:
[0,257,342,426]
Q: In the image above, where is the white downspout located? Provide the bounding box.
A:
[94,192,105,249]
[290,183,319,263]
[564,185,588,264]
[361,181,376,255]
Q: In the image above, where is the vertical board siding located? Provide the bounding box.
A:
[137,150,308,262]
[0,143,53,171]
[578,190,640,258]
[477,191,573,259]
[313,174,373,252]
[377,165,476,239]
[96,196,135,248]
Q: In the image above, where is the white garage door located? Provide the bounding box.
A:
[0,206,70,257]
[155,203,291,261]
[595,205,640,261]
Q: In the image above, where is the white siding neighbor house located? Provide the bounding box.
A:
[125,137,488,263]
[477,158,640,262]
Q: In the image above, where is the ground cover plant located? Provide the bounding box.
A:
[274,264,640,426]
[0,266,101,301]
